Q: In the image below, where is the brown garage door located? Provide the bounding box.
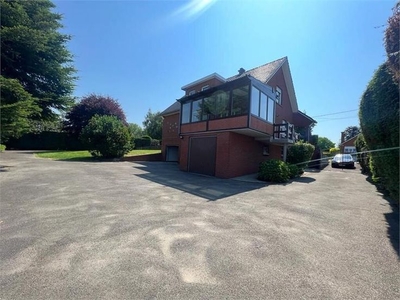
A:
[188,137,217,176]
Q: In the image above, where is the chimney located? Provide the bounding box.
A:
[341,132,345,144]
[238,68,245,75]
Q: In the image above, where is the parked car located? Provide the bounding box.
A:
[331,154,355,169]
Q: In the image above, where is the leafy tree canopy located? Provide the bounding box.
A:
[1,0,76,121]
[385,2,400,81]
[317,136,335,150]
[143,109,162,140]
[64,94,127,136]
[128,123,144,139]
[342,126,360,142]
[0,76,41,142]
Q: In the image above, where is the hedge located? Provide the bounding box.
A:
[359,63,399,200]
[5,131,84,150]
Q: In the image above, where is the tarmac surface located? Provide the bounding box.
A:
[0,151,399,299]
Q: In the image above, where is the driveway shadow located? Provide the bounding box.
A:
[132,162,265,201]
[291,176,316,184]
[365,176,399,257]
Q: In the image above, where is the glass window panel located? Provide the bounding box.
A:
[202,90,230,119]
[182,102,191,124]
[215,90,230,118]
[260,92,267,120]
[251,86,260,116]
[267,97,275,123]
[191,99,202,122]
[231,85,249,116]
[202,96,215,119]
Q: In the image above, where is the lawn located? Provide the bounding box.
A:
[36,149,161,161]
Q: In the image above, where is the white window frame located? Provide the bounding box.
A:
[188,90,196,96]
[201,85,209,91]
[275,86,282,105]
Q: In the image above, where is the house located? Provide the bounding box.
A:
[339,132,359,157]
[160,57,316,178]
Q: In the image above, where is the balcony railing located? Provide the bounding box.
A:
[273,123,297,142]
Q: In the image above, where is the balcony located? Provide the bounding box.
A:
[271,123,297,144]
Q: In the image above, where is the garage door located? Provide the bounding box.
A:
[189,137,217,176]
[166,146,179,162]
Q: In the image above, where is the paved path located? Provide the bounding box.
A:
[0,151,399,299]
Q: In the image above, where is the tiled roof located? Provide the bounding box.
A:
[160,101,180,116]
[226,57,287,83]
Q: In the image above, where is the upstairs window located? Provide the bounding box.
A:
[231,85,249,115]
[251,85,275,124]
[251,86,260,116]
[201,85,209,91]
[181,102,191,124]
[275,86,282,105]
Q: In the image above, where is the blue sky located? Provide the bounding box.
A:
[55,0,395,145]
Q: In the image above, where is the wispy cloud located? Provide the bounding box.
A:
[171,0,217,21]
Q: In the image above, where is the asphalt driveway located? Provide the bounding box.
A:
[0,151,398,299]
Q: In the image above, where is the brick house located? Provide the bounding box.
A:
[160,57,316,178]
[339,133,359,157]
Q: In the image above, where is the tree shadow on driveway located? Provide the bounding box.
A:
[381,194,399,258]
[132,162,266,202]
[365,176,399,258]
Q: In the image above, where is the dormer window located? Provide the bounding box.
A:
[189,90,196,96]
[275,86,282,105]
[201,85,209,91]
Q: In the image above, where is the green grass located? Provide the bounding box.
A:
[36,149,161,161]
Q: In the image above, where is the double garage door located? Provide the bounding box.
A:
[188,137,217,176]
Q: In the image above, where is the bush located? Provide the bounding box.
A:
[258,159,290,183]
[0,144,6,152]
[287,164,300,179]
[359,62,399,200]
[80,115,132,158]
[355,133,370,174]
[329,147,340,156]
[287,141,315,169]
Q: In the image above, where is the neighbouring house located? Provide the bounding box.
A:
[339,132,359,158]
[160,57,316,178]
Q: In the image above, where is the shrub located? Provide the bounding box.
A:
[287,141,315,169]
[80,115,132,158]
[329,147,340,156]
[287,164,300,179]
[359,62,399,200]
[0,144,6,152]
[258,159,290,183]
[355,133,370,174]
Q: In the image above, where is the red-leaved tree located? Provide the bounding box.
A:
[64,94,127,136]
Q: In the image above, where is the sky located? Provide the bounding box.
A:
[54,0,395,145]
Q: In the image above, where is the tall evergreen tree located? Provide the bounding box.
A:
[1,0,76,133]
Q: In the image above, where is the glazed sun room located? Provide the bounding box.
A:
[178,75,295,143]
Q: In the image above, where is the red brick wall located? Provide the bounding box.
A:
[267,68,294,124]
[249,116,274,134]
[208,115,248,131]
[183,78,225,95]
[225,132,265,178]
[161,113,180,160]
[181,122,207,133]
